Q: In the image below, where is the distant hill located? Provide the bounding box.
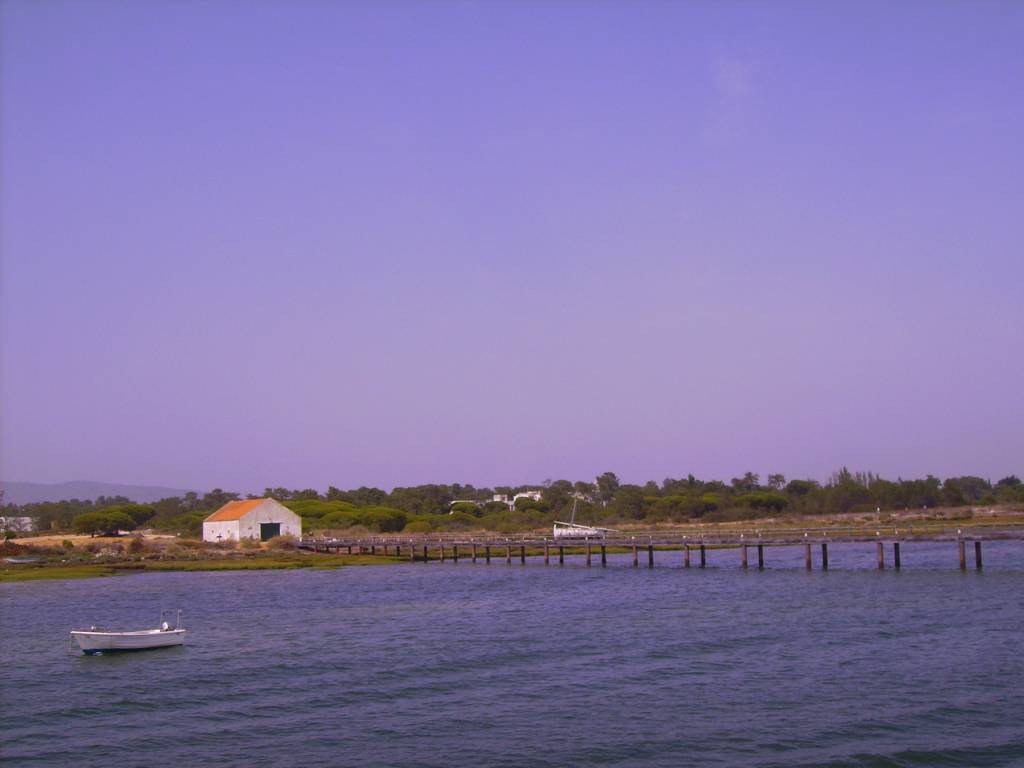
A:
[0,480,198,506]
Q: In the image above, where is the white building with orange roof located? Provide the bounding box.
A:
[202,498,302,543]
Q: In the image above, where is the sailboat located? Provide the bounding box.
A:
[552,498,616,540]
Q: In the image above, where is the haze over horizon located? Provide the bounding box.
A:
[2,1,1022,493]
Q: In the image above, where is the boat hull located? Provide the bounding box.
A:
[71,629,186,654]
[552,522,613,539]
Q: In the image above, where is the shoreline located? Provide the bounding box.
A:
[5,507,1021,584]
[0,553,403,584]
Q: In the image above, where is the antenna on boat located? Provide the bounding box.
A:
[569,497,578,525]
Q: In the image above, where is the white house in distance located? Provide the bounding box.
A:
[202,498,301,543]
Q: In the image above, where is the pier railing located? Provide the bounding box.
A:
[298,520,1024,571]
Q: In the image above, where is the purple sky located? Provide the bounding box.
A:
[2,1,1022,493]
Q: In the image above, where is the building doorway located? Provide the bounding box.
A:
[260,522,281,541]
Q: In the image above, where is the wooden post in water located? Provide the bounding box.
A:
[648,544,654,569]
[586,542,592,567]
[958,540,966,570]
[699,544,706,569]
[422,545,428,563]
[821,542,828,571]
[472,542,477,563]
[893,542,901,570]
[601,544,607,567]
[684,544,691,568]
[804,543,812,571]
[559,545,565,565]
[975,541,982,570]
[757,544,764,570]
[485,544,491,564]
[520,545,525,565]
[544,542,550,565]
[876,541,884,570]
[440,544,445,563]
[505,543,512,565]
[632,542,639,568]
[453,544,458,564]
[396,544,401,558]
[741,545,748,569]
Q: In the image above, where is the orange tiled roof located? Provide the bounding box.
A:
[205,499,266,522]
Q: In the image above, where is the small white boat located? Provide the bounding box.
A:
[71,610,186,655]
[552,521,612,539]
[552,499,618,540]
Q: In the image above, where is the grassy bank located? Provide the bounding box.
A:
[0,553,403,584]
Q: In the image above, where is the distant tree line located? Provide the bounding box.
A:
[3,470,1021,537]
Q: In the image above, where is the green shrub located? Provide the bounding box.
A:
[703,507,765,523]
[449,502,483,517]
[72,511,136,537]
[127,536,147,555]
[285,500,357,519]
[320,510,359,528]
[736,492,789,513]
[436,511,480,530]
[358,506,407,532]
[106,504,156,526]
[402,520,433,534]
[514,498,549,513]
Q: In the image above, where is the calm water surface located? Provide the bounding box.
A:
[2,542,1023,767]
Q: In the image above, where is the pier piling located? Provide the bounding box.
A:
[307,529,1019,576]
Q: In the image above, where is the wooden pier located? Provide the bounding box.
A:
[302,523,1023,571]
